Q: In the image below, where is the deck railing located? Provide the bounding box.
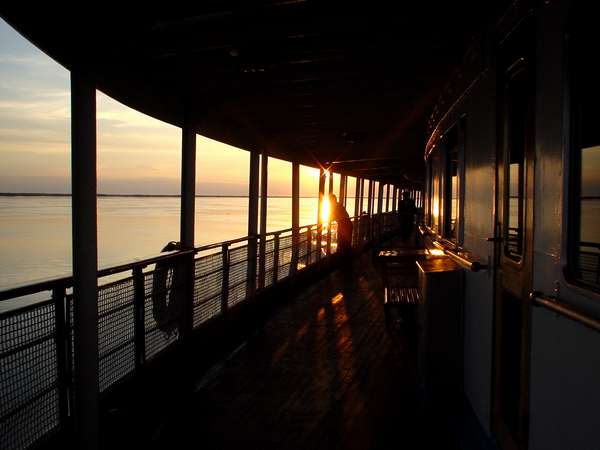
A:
[0,211,400,450]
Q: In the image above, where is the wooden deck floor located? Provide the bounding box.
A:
[150,250,458,449]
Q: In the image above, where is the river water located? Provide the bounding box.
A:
[0,195,363,290]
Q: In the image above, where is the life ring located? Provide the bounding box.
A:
[151,241,184,335]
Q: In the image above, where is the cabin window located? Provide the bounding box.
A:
[569,18,600,289]
[436,117,466,244]
[575,145,600,286]
[426,158,433,226]
[443,125,464,242]
[504,67,527,261]
[431,153,443,234]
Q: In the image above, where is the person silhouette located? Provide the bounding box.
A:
[329,193,353,254]
[398,191,416,243]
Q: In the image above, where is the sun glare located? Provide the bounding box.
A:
[320,195,331,224]
[319,170,334,224]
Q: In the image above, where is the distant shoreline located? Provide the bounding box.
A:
[0,192,321,199]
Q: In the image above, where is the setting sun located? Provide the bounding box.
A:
[320,195,331,224]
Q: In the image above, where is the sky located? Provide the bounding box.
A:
[0,18,320,197]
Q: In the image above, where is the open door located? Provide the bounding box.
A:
[492,16,535,450]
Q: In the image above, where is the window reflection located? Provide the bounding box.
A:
[576,145,600,285]
[504,68,527,260]
[432,160,441,233]
[445,127,459,241]
[570,15,600,288]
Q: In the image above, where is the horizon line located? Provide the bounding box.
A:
[0,192,336,199]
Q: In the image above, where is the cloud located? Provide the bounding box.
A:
[0,53,58,67]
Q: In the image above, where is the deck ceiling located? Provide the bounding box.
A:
[1,3,504,184]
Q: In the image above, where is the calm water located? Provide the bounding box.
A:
[0,196,341,289]
[2,196,596,290]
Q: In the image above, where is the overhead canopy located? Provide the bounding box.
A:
[1,2,507,184]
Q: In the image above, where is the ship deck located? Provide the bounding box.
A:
[118,246,460,449]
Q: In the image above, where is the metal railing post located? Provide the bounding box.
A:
[132,266,146,369]
[291,162,300,275]
[221,243,230,313]
[317,168,325,261]
[327,171,333,256]
[183,254,195,337]
[53,286,70,429]
[273,233,280,283]
[306,226,313,266]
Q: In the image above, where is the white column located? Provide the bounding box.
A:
[247,150,260,297]
[258,152,268,288]
[180,126,196,249]
[71,70,99,450]
[291,162,300,273]
[317,168,325,259]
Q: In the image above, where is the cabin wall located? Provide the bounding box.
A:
[460,72,497,436]
[529,3,600,450]
[425,2,600,448]
[529,309,600,450]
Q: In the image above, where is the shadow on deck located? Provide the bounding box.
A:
[104,244,459,449]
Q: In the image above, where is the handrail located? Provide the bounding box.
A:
[0,215,372,303]
[1,223,330,301]
[432,240,445,251]
[530,291,600,333]
[421,224,488,272]
[0,249,195,301]
[444,248,488,272]
[418,224,431,236]
[0,211,397,303]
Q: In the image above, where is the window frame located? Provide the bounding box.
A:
[502,63,529,264]
[441,117,466,245]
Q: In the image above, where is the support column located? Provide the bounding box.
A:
[327,170,334,255]
[247,150,260,297]
[367,180,374,216]
[339,175,346,208]
[317,168,325,260]
[328,170,334,196]
[258,152,268,288]
[372,181,376,215]
[359,178,365,215]
[392,185,397,212]
[71,70,99,450]
[291,162,300,274]
[180,121,196,336]
[354,178,361,218]
[353,178,361,246]
[180,126,196,249]
[367,180,374,241]
[385,184,390,212]
[377,182,384,214]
